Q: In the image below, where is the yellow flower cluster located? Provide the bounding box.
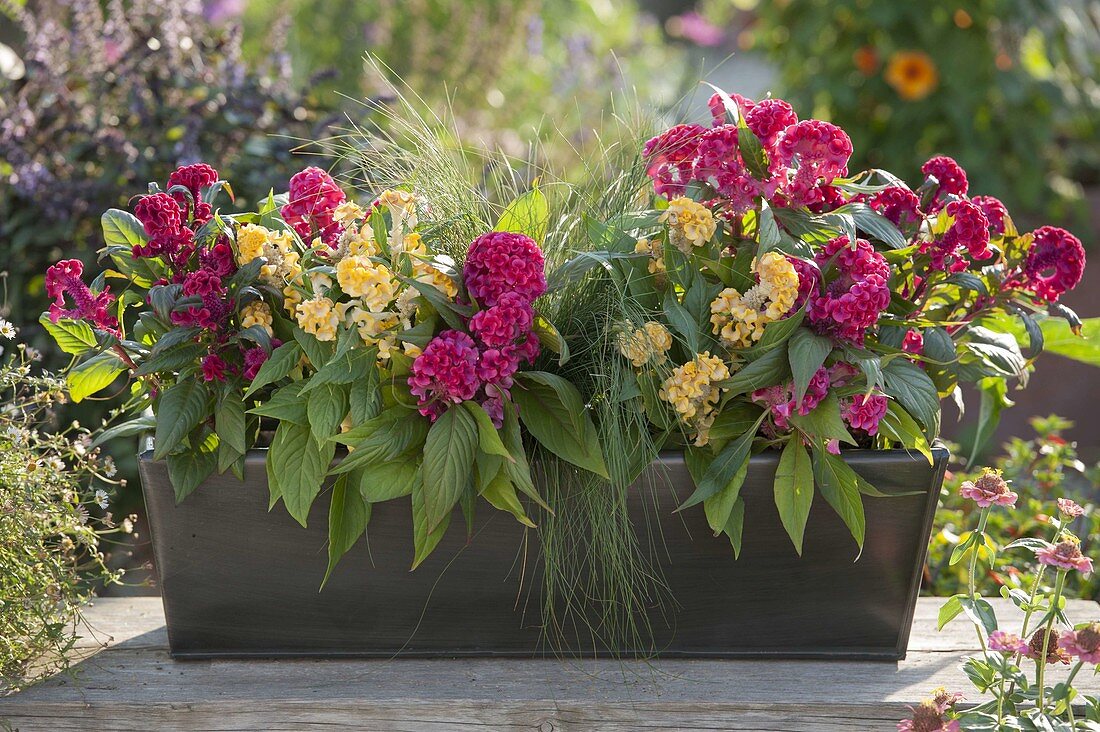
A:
[296,296,340,342]
[336,255,401,312]
[235,224,301,286]
[659,352,730,446]
[709,252,800,349]
[618,321,673,368]
[634,237,666,275]
[377,189,418,232]
[333,201,365,224]
[240,301,274,337]
[660,197,716,254]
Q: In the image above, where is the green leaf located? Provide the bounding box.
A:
[354,457,420,502]
[812,448,866,551]
[959,597,998,634]
[462,401,512,461]
[421,406,478,532]
[348,374,382,425]
[300,347,376,393]
[152,378,209,459]
[845,202,908,249]
[102,209,148,250]
[411,470,449,570]
[38,314,98,355]
[663,288,701,353]
[322,476,370,589]
[961,326,1026,378]
[166,437,217,503]
[244,341,301,397]
[877,400,934,465]
[495,186,550,243]
[788,394,856,446]
[774,438,814,555]
[270,421,334,527]
[328,410,428,475]
[882,358,941,439]
[512,372,609,479]
[134,342,206,376]
[68,351,126,403]
[532,313,570,366]
[788,328,833,404]
[704,458,749,535]
[307,383,349,439]
[736,113,770,181]
[722,498,746,559]
[937,594,967,630]
[481,470,535,528]
[717,342,791,395]
[92,414,157,448]
[215,390,247,456]
[293,326,334,370]
[248,381,308,425]
[499,399,550,512]
[679,413,763,511]
[969,377,1009,468]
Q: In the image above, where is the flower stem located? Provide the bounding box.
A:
[1035,569,1067,714]
[969,506,991,656]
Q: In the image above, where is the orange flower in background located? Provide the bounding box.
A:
[853,46,879,76]
[884,50,939,101]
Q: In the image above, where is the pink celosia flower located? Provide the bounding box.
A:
[201,353,228,382]
[775,120,853,208]
[476,347,520,389]
[200,239,237,278]
[959,470,1017,508]
[870,186,923,229]
[931,200,992,272]
[902,330,925,356]
[806,184,846,214]
[479,386,508,428]
[181,270,224,298]
[706,92,755,127]
[510,331,541,364]
[1020,226,1086,303]
[242,346,270,381]
[988,630,1030,655]
[744,98,798,148]
[971,195,1008,236]
[408,330,482,420]
[170,305,216,330]
[45,259,119,332]
[468,292,535,349]
[1057,497,1086,518]
[463,231,547,307]
[751,366,830,433]
[692,125,767,214]
[134,192,183,236]
[281,167,346,247]
[168,163,219,225]
[1027,628,1073,665]
[1057,623,1100,664]
[806,237,891,343]
[788,256,820,313]
[921,156,968,211]
[643,123,706,197]
[1035,539,1094,574]
[843,394,888,435]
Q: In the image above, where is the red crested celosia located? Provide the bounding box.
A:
[200,239,237,278]
[902,329,925,356]
[744,98,798,148]
[775,119,853,208]
[476,347,521,389]
[408,330,482,421]
[870,186,923,229]
[923,199,991,272]
[242,346,270,381]
[468,292,535,349]
[692,125,767,214]
[971,195,1008,236]
[280,166,346,247]
[479,386,508,428]
[806,184,847,214]
[511,331,541,364]
[1057,497,1086,518]
[200,353,228,382]
[1020,226,1086,303]
[843,394,888,435]
[959,469,1017,508]
[788,256,821,313]
[181,269,224,298]
[45,259,119,333]
[463,231,547,307]
[1027,628,1073,665]
[643,123,706,197]
[134,192,183,236]
[988,630,1030,655]
[1035,539,1094,574]
[168,163,218,225]
[706,91,756,127]
[806,237,891,343]
[751,366,830,434]
[1057,623,1100,664]
[921,155,968,211]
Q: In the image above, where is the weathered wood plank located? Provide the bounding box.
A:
[2,597,1098,732]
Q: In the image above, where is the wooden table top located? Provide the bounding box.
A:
[2,596,1098,731]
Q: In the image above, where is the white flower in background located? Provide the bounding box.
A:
[94,489,109,510]
[0,319,16,339]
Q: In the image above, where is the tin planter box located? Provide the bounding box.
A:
[139,445,948,660]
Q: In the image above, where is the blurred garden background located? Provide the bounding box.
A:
[1,0,1098,598]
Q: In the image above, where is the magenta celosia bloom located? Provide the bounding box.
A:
[408,330,482,421]
[706,91,757,127]
[476,347,520,388]
[870,186,923,229]
[775,120,853,208]
[643,123,706,197]
[281,167,346,247]
[242,346,270,381]
[788,256,821,313]
[134,192,183,236]
[510,331,541,364]
[181,269,224,298]
[971,195,1009,236]
[902,330,925,356]
[806,184,846,214]
[959,470,1017,508]
[806,237,891,343]
[1057,497,1086,518]
[1057,623,1100,664]
[468,292,534,349]
[463,231,547,307]
[1020,226,1086,303]
[752,366,830,433]
[200,239,237,278]
[844,394,888,435]
[170,305,216,330]
[691,125,768,214]
[744,98,797,148]
[45,259,119,332]
[945,199,992,266]
[168,163,219,225]
[988,630,1030,655]
[1035,540,1094,574]
[200,353,228,382]
[921,155,968,210]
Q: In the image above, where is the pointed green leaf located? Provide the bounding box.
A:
[153,378,209,459]
[774,438,814,554]
[421,406,478,532]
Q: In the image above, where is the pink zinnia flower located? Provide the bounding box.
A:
[1027,628,1073,665]
[463,231,547,307]
[643,123,706,197]
[281,167,346,246]
[1020,226,1086,303]
[1057,497,1086,519]
[45,259,119,333]
[921,156,968,211]
[988,630,1030,655]
[408,330,482,420]
[1057,623,1100,664]
[896,689,962,732]
[1035,539,1094,574]
[958,470,1017,508]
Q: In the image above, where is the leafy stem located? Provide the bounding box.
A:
[1035,569,1067,714]
[968,505,991,657]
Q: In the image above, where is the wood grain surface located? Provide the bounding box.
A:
[2,596,1098,731]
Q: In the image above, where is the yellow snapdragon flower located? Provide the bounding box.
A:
[412,260,458,299]
[634,237,666,275]
[659,352,730,446]
[660,197,716,253]
[236,224,269,265]
[377,189,418,230]
[618,321,673,368]
[240,301,274,337]
[333,201,365,224]
[336,301,398,346]
[710,252,800,349]
[296,296,339,342]
[336,256,400,311]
